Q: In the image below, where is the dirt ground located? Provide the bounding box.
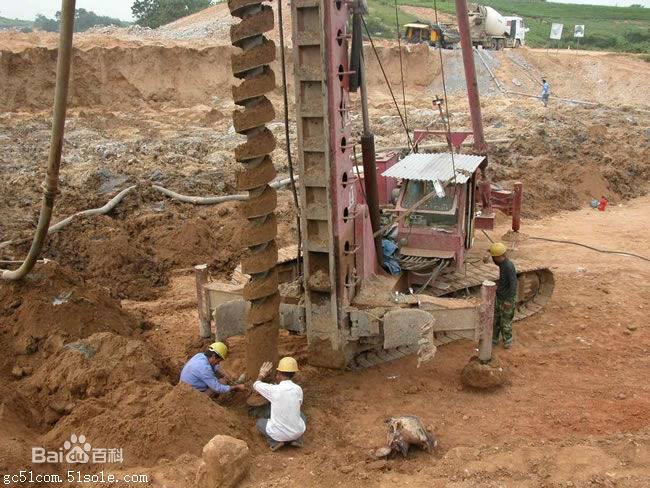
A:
[1,5,650,487]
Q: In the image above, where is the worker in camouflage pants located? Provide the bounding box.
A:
[489,243,518,348]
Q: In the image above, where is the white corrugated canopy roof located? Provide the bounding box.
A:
[382,152,485,185]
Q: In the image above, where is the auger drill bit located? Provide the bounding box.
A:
[228,0,279,380]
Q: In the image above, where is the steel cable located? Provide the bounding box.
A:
[277,0,302,276]
[361,15,413,150]
[394,0,409,134]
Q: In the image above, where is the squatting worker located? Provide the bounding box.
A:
[540,78,550,107]
[254,357,306,451]
[179,342,245,397]
[489,243,518,349]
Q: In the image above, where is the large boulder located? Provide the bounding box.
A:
[195,435,250,488]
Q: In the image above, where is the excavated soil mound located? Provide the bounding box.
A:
[0,262,139,378]
[44,215,170,301]
[19,332,166,427]
[0,393,39,472]
[489,108,650,216]
[40,201,246,299]
[43,381,250,465]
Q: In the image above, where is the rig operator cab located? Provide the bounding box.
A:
[383,153,484,289]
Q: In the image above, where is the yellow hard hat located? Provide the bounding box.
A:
[489,242,507,257]
[277,356,299,373]
[208,342,228,359]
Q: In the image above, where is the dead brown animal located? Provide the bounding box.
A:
[373,416,437,458]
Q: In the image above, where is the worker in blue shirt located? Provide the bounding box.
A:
[540,78,550,107]
[179,342,245,397]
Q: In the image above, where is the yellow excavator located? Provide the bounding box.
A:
[404,20,460,49]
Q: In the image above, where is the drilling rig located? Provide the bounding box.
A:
[196,0,554,372]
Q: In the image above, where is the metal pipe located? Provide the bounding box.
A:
[361,134,384,267]
[2,0,76,281]
[479,180,493,214]
[478,280,496,363]
[505,90,599,106]
[376,138,512,153]
[194,264,211,338]
[357,0,383,267]
[511,182,523,232]
[454,0,487,156]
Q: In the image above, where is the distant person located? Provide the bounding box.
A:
[541,78,550,107]
[598,195,608,212]
[254,357,306,451]
[179,342,245,397]
[489,243,518,349]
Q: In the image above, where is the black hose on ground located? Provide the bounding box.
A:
[528,236,650,263]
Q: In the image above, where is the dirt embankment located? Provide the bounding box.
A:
[0,45,234,111]
[0,41,445,112]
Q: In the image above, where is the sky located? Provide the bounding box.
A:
[0,0,648,21]
[0,0,136,21]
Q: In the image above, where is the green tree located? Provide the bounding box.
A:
[33,9,125,33]
[34,14,59,32]
[132,0,213,29]
[72,8,126,31]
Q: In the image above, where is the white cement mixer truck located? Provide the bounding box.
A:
[468,4,528,49]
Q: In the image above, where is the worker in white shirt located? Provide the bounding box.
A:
[253,357,306,451]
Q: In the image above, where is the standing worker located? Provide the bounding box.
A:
[489,243,518,348]
[179,342,246,397]
[253,357,306,451]
[540,78,550,107]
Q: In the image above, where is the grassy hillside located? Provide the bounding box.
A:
[0,16,34,31]
[366,0,418,37]
[368,0,650,53]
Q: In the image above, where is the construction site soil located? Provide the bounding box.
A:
[1,6,649,487]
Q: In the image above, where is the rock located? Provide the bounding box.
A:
[366,459,387,471]
[339,464,354,474]
[616,393,626,400]
[11,366,24,378]
[442,446,480,463]
[462,415,469,421]
[195,435,250,488]
[627,324,638,331]
[461,355,507,389]
[404,384,421,395]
